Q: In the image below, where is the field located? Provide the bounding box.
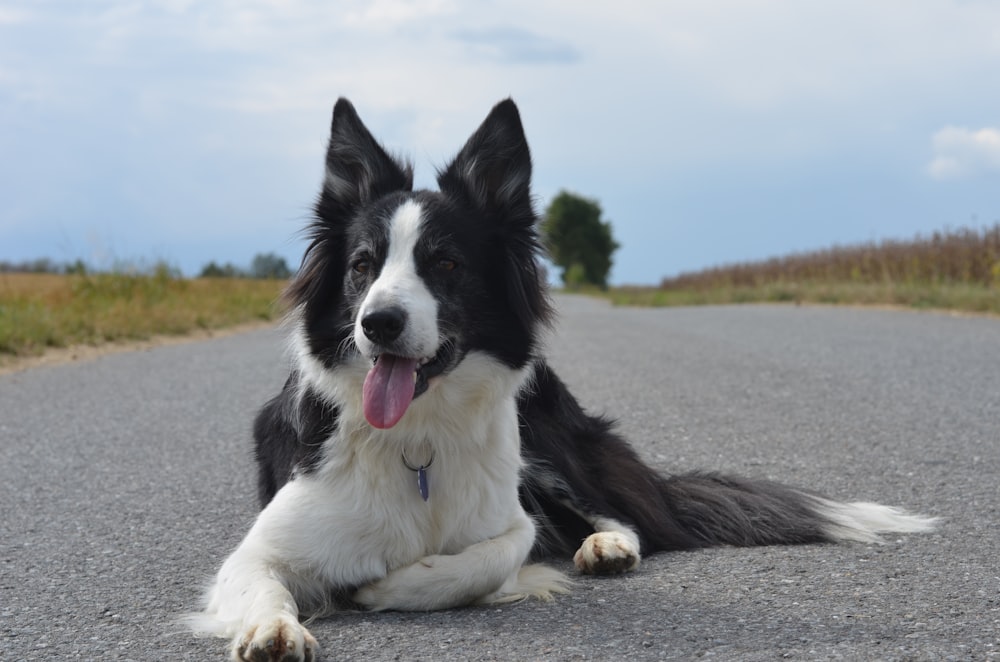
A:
[4,224,998,367]
[0,270,286,364]
[601,225,1000,315]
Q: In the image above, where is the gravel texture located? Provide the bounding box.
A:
[2,295,997,660]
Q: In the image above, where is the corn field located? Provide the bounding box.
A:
[660,225,1000,290]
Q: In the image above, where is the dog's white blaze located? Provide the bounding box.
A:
[355,199,439,360]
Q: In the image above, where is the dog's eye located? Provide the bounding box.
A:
[436,258,457,272]
[352,258,371,275]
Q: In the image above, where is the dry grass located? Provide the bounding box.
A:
[5,224,997,366]
[660,225,1000,290]
[600,225,1000,315]
[0,271,287,361]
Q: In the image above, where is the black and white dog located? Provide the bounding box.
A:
[191,99,935,661]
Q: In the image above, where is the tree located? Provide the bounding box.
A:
[249,252,292,279]
[540,190,619,288]
[199,261,245,278]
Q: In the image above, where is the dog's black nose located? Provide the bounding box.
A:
[361,307,407,345]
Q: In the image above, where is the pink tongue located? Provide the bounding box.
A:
[363,354,419,429]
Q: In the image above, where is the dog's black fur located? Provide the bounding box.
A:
[515,362,835,557]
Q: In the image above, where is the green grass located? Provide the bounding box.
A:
[592,281,1000,315]
[0,271,287,361]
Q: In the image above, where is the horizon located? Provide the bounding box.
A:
[5,221,1000,287]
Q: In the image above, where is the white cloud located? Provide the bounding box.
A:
[450,27,580,64]
[0,7,32,25]
[344,0,455,27]
[927,126,1000,180]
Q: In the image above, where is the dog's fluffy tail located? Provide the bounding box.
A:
[651,472,937,550]
[478,563,573,605]
[518,362,936,556]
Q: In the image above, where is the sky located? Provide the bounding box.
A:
[2,1,999,285]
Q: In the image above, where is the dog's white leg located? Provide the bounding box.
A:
[195,536,319,662]
[354,512,568,611]
[190,484,322,662]
[214,550,318,662]
[573,516,642,575]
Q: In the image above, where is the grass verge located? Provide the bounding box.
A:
[587,281,1000,315]
[0,272,287,364]
[591,224,1000,315]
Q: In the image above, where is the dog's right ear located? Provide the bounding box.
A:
[288,101,413,333]
[320,98,413,212]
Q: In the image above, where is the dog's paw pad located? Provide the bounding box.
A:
[574,531,641,575]
[233,616,317,662]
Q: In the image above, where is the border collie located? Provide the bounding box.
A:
[190,99,935,661]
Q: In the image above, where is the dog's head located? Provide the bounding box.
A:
[287,99,551,429]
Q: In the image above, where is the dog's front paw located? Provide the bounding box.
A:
[232,615,318,662]
[353,556,444,611]
[574,531,641,575]
[352,583,385,611]
[351,555,458,611]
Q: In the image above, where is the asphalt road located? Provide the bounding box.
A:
[2,295,998,661]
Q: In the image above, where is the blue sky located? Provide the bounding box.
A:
[2,1,999,285]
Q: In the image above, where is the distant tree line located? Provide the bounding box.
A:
[199,253,292,279]
[0,258,89,274]
[0,253,293,279]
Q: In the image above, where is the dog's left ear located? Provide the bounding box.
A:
[439,100,552,334]
[437,99,533,213]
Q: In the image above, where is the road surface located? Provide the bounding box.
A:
[2,295,998,660]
